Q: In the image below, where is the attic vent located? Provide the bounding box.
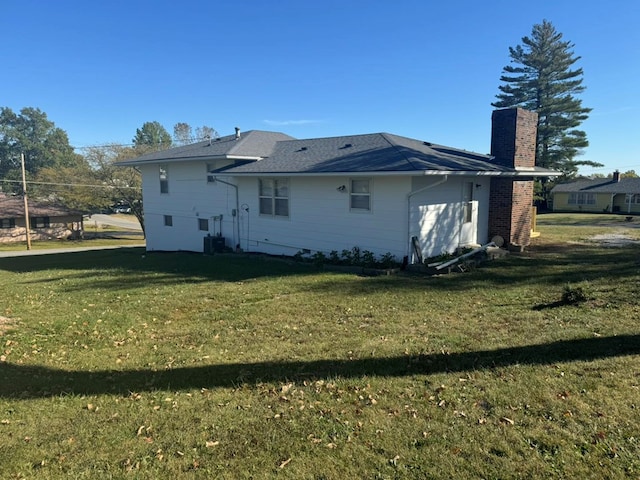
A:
[296,147,308,152]
[340,143,353,149]
[423,141,432,146]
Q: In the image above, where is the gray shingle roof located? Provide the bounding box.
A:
[119,129,558,177]
[215,133,505,174]
[0,194,82,217]
[117,130,295,165]
[551,177,640,194]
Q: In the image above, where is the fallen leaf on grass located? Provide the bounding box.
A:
[279,457,292,469]
[205,440,220,448]
[500,417,514,425]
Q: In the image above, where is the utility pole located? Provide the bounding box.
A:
[21,153,32,250]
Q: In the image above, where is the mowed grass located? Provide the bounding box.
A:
[1,213,639,479]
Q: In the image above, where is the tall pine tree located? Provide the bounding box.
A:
[493,20,598,178]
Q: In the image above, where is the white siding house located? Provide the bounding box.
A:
[120,109,556,263]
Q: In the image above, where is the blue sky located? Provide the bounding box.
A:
[2,0,638,176]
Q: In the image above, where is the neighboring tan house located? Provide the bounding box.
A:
[119,108,557,263]
[551,171,640,214]
[0,194,83,243]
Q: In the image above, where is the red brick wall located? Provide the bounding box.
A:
[488,108,537,249]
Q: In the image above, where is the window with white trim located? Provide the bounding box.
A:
[568,192,595,205]
[160,165,169,194]
[350,178,371,211]
[259,178,289,217]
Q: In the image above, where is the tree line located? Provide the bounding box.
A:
[0,111,215,237]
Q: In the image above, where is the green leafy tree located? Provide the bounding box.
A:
[0,107,82,183]
[86,144,145,236]
[493,20,599,178]
[34,163,112,213]
[132,121,172,150]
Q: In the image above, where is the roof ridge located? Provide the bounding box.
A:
[226,130,252,155]
[379,133,420,171]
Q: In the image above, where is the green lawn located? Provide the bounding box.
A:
[1,214,639,478]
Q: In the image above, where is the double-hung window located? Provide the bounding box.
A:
[160,165,169,194]
[568,192,595,205]
[0,218,15,228]
[259,178,289,217]
[350,178,371,211]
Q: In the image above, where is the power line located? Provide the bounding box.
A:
[0,179,140,190]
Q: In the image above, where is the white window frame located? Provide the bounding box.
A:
[160,165,169,194]
[259,178,289,218]
[349,178,371,212]
[568,192,595,205]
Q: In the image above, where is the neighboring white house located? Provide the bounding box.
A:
[119,109,556,263]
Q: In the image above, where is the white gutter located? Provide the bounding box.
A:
[211,176,240,251]
[213,169,558,178]
[406,175,448,262]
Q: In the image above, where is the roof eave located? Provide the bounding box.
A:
[117,154,263,167]
[213,169,559,177]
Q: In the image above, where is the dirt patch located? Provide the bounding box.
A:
[0,316,15,334]
[589,233,640,247]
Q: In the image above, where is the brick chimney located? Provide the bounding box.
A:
[613,170,620,182]
[488,108,538,251]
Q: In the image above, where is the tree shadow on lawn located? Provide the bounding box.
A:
[2,334,638,399]
[1,244,639,296]
[0,248,316,286]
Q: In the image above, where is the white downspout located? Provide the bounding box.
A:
[406,175,448,262]
[212,177,240,251]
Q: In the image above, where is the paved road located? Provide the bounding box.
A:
[86,214,142,231]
